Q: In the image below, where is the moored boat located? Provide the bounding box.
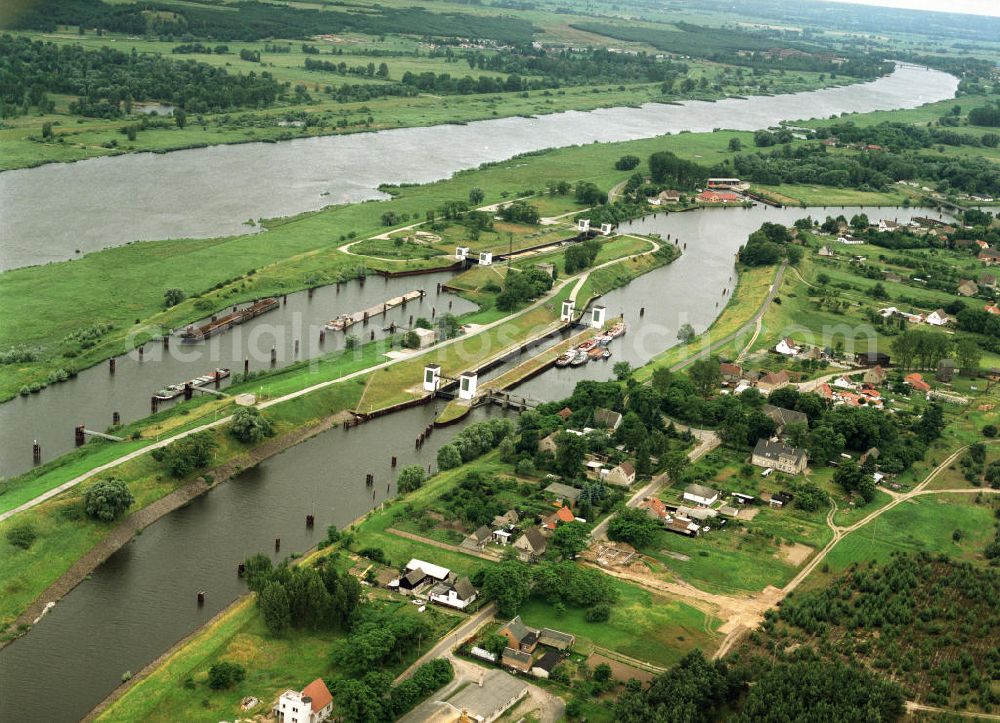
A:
[577,338,598,352]
[569,350,589,366]
[153,368,231,400]
[607,321,626,338]
[554,351,575,368]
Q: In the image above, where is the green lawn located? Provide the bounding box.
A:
[517,578,721,668]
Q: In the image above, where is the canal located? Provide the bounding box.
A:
[0,204,945,722]
[0,64,956,269]
[0,270,476,478]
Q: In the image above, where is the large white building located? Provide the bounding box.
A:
[274,679,334,723]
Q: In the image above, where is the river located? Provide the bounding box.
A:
[0,204,946,722]
[0,63,957,270]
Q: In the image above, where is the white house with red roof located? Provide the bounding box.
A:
[274,678,334,723]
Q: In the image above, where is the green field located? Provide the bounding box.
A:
[518,579,721,668]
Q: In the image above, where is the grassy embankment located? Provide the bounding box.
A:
[0,128,750,402]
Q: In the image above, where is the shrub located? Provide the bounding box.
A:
[5,521,37,550]
[585,602,611,622]
[207,661,246,690]
[615,154,640,171]
[83,478,134,522]
[228,406,274,444]
[397,464,426,493]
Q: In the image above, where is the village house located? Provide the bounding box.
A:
[775,338,802,356]
[863,365,887,385]
[606,461,636,487]
[697,189,742,204]
[957,279,979,297]
[683,483,720,507]
[537,432,559,454]
[501,647,534,674]
[274,679,334,723]
[752,439,808,474]
[541,505,575,531]
[493,509,519,528]
[544,482,582,507]
[905,372,931,393]
[649,189,681,205]
[499,616,539,653]
[855,351,890,368]
[429,576,478,610]
[513,527,547,561]
[640,497,670,521]
[460,525,493,552]
[762,404,808,435]
[980,273,997,291]
[980,248,1000,266]
[925,309,952,326]
[757,370,791,394]
[719,362,743,383]
[666,515,701,537]
[818,245,835,257]
[396,559,451,591]
[531,650,563,679]
[592,408,622,431]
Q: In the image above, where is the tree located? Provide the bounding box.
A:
[397,464,425,493]
[164,288,185,307]
[228,406,273,443]
[615,155,640,171]
[607,507,660,548]
[662,450,689,481]
[555,431,587,478]
[207,661,246,690]
[728,137,742,152]
[677,323,695,343]
[83,478,135,522]
[260,580,291,635]
[437,443,462,470]
[613,361,632,381]
[549,521,590,559]
[156,431,217,477]
[955,337,982,374]
[468,187,484,205]
[688,357,722,398]
[480,560,532,617]
[174,107,186,128]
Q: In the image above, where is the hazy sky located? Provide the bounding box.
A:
[830,0,1000,17]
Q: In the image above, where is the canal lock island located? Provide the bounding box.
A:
[0,0,999,721]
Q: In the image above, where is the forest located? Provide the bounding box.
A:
[738,553,1000,710]
[6,0,537,45]
[568,21,890,78]
[0,35,283,117]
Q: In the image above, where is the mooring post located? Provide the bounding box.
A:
[112,411,121,426]
[640,307,645,317]
[215,370,221,387]
[74,425,85,447]
[197,591,205,605]
[370,330,375,341]
[408,315,413,327]
[184,383,193,401]
[448,301,452,310]
[244,358,250,376]
[275,538,281,552]
[270,347,277,366]
[436,282,441,294]
[283,294,287,305]
[306,514,314,528]
[237,563,246,577]
[432,307,436,318]
[32,440,41,465]
[391,456,397,467]
[308,287,314,299]
[162,335,169,350]
[151,396,158,414]
[294,340,300,357]
[319,329,326,344]
[109,357,116,374]
[138,346,144,361]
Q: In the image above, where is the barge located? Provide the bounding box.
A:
[154,368,231,400]
[180,298,279,343]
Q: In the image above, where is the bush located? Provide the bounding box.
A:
[207,661,246,690]
[585,602,611,622]
[358,546,388,564]
[228,406,274,444]
[397,464,426,493]
[615,154,640,171]
[983,425,998,438]
[164,288,186,307]
[437,444,462,470]
[158,431,217,477]
[83,478,135,522]
[5,521,37,550]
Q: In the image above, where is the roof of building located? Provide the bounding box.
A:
[759,370,790,386]
[301,678,333,712]
[614,461,635,477]
[905,373,931,392]
[502,647,533,666]
[518,527,547,554]
[554,506,575,523]
[403,567,427,586]
[753,438,807,464]
[545,482,582,501]
[762,404,808,428]
[538,628,575,649]
[453,576,477,600]
[593,408,622,429]
[557,406,573,420]
[684,483,719,500]
[493,509,519,526]
[405,558,450,581]
[398,669,528,723]
[533,649,563,673]
[501,616,539,645]
[641,497,669,520]
[719,362,743,376]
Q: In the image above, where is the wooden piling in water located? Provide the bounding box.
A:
[237,563,246,577]
[74,425,85,447]
[112,411,120,426]
[109,357,115,374]
[184,383,193,401]
[275,538,281,552]
[197,591,205,605]
[391,456,397,467]
[32,441,41,465]
[270,347,277,365]
[151,396,158,414]
[306,514,314,528]
[244,359,250,376]
[138,347,144,361]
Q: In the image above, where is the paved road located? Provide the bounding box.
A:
[591,425,719,541]
[394,601,497,683]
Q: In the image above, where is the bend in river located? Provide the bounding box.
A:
[0,64,957,270]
